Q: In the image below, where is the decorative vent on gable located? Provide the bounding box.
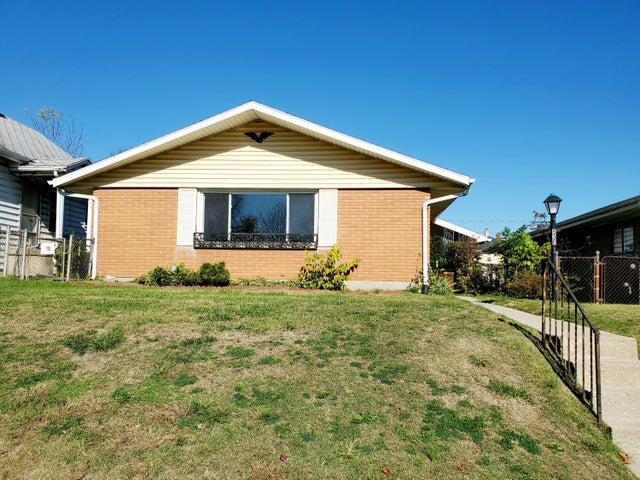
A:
[243,132,273,143]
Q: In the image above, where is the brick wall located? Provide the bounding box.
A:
[94,188,430,282]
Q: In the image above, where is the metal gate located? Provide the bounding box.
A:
[602,256,640,305]
[559,257,596,303]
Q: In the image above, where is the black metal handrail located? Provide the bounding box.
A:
[193,232,318,250]
[541,259,602,423]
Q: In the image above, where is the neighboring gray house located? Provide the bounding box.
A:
[0,113,90,238]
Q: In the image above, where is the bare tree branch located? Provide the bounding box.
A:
[30,106,85,157]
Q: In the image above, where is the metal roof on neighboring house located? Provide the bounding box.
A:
[0,113,89,173]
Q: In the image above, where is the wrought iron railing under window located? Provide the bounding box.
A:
[193,232,318,250]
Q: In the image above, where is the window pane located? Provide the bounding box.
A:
[231,193,286,234]
[613,228,622,254]
[623,226,634,253]
[289,194,315,235]
[204,193,228,234]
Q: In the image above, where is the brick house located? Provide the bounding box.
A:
[51,102,475,290]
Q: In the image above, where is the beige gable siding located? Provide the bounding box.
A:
[74,122,449,190]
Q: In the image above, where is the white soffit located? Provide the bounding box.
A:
[52,101,475,188]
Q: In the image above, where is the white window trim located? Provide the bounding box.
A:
[196,189,318,238]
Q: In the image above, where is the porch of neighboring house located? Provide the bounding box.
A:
[0,112,92,279]
[0,183,92,279]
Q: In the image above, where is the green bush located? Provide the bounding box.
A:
[198,262,231,286]
[138,263,228,287]
[505,270,541,299]
[139,266,174,286]
[298,245,359,291]
[428,271,454,295]
[173,264,198,286]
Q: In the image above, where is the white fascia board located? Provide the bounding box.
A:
[51,101,475,188]
[435,218,490,242]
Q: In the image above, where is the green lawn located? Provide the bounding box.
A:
[0,279,633,479]
[477,295,640,353]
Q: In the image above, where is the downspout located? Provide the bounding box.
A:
[56,189,99,280]
[422,186,470,293]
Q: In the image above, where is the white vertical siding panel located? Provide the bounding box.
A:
[0,164,22,228]
[317,189,337,247]
[177,188,197,246]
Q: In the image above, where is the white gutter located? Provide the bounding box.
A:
[55,189,99,280]
[422,187,471,293]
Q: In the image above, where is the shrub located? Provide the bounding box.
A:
[138,263,229,287]
[505,270,541,299]
[298,245,359,291]
[172,264,198,286]
[139,266,174,286]
[428,271,454,295]
[495,226,549,282]
[446,240,481,293]
[198,262,231,286]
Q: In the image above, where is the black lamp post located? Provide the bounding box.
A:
[543,194,562,268]
[544,194,562,300]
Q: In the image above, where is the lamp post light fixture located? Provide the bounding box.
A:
[543,194,562,268]
[544,194,562,300]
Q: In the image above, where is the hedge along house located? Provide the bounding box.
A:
[51,102,475,290]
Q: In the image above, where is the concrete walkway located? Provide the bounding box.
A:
[461,296,640,477]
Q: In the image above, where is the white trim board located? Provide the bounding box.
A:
[434,218,491,243]
[51,101,475,189]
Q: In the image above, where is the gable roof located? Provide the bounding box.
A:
[0,114,89,173]
[52,101,475,189]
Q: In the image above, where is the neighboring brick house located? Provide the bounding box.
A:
[51,102,475,289]
[531,195,640,257]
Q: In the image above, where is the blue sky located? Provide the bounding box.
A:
[2,0,638,235]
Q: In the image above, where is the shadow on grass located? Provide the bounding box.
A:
[495,316,611,437]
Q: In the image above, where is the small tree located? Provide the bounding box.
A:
[495,226,549,282]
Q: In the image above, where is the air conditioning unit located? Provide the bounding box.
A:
[40,241,57,256]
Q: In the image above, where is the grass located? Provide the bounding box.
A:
[477,294,640,353]
[0,278,634,479]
